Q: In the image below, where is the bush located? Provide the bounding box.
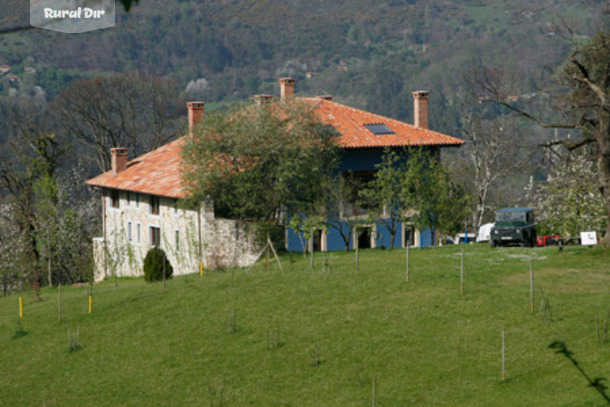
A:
[143,248,173,282]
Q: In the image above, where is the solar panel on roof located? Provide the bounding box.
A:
[364,123,395,135]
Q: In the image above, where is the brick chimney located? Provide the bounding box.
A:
[412,90,429,129]
[187,101,205,136]
[110,148,128,174]
[279,77,295,101]
[253,94,274,105]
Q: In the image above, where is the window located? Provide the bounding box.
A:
[175,230,180,251]
[127,192,131,206]
[135,194,140,208]
[150,195,160,215]
[173,199,179,215]
[150,226,161,247]
[137,223,141,244]
[127,221,132,242]
[364,123,395,135]
[111,190,120,209]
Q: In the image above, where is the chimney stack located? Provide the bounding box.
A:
[279,77,295,101]
[253,94,274,106]
[412,90,429,129]
[110,148,129,174]
[187,101,205,136]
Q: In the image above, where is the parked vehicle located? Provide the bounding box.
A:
[536,235,561,247]
[455,232,475,244]
[476,223,495,243]
[439,235,456,245]
[490,208,537,247]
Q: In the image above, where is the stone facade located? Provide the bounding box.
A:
[92,189,260,281]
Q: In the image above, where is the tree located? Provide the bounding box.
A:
[289,214,325,255]
[50,73,183,172]
[0,105,95,293]
[0,112,66,294]
[322,173,364,251]
[526,152,606,237]
[143,248,173,282]
[359,147,469,248]
[401,147,470,241]
[459,114,533,229]
[181,100,339,223]
[360,149,406,249]
[471,28,610,245]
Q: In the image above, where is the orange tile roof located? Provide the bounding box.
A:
[86,138,187,198]
[305,98,464,148]
[86,98,463,198]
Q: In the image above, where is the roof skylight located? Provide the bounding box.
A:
[364,123,395,135]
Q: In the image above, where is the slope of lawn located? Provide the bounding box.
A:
[1,244,609,406]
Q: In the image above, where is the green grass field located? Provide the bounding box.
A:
[1,245,609,406]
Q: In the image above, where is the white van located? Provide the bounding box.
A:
[476,223,495,243]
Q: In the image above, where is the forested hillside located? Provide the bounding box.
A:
[0,0,597,133]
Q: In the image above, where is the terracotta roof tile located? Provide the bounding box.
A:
[305,98,464,148]
[86,138,187,198]
[86,98,464,198]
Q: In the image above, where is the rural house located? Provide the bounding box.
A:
[86,78,463,280]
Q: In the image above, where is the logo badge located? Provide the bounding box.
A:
[30,0,115,33]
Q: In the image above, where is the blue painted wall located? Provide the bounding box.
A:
[286,221,435,252]
[285,146,438,252]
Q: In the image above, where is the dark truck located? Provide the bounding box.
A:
[490,207,537,247]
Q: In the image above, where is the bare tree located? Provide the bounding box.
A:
[470,27,610,245]
[460,114,533,229]
[50,73,184,172]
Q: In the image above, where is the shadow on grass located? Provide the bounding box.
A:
[12,320,28,339]
[12,329,29,339]
[549,341,610,404]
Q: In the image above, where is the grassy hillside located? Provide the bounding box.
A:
[1,245,609,405]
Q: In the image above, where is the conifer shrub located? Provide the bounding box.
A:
[143,248,173,282]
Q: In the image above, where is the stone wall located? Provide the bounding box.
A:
[92,189,261,280]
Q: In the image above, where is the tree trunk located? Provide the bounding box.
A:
[597,119,610,247]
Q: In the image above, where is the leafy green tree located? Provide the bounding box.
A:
[289,214,325,255]
[360,149,406,249]
[33,174,60,287]
[359,147,469,248]
[401,148,470,241]
[181,100,339,223]
[143,248,173,282]
[322,173,364,251]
